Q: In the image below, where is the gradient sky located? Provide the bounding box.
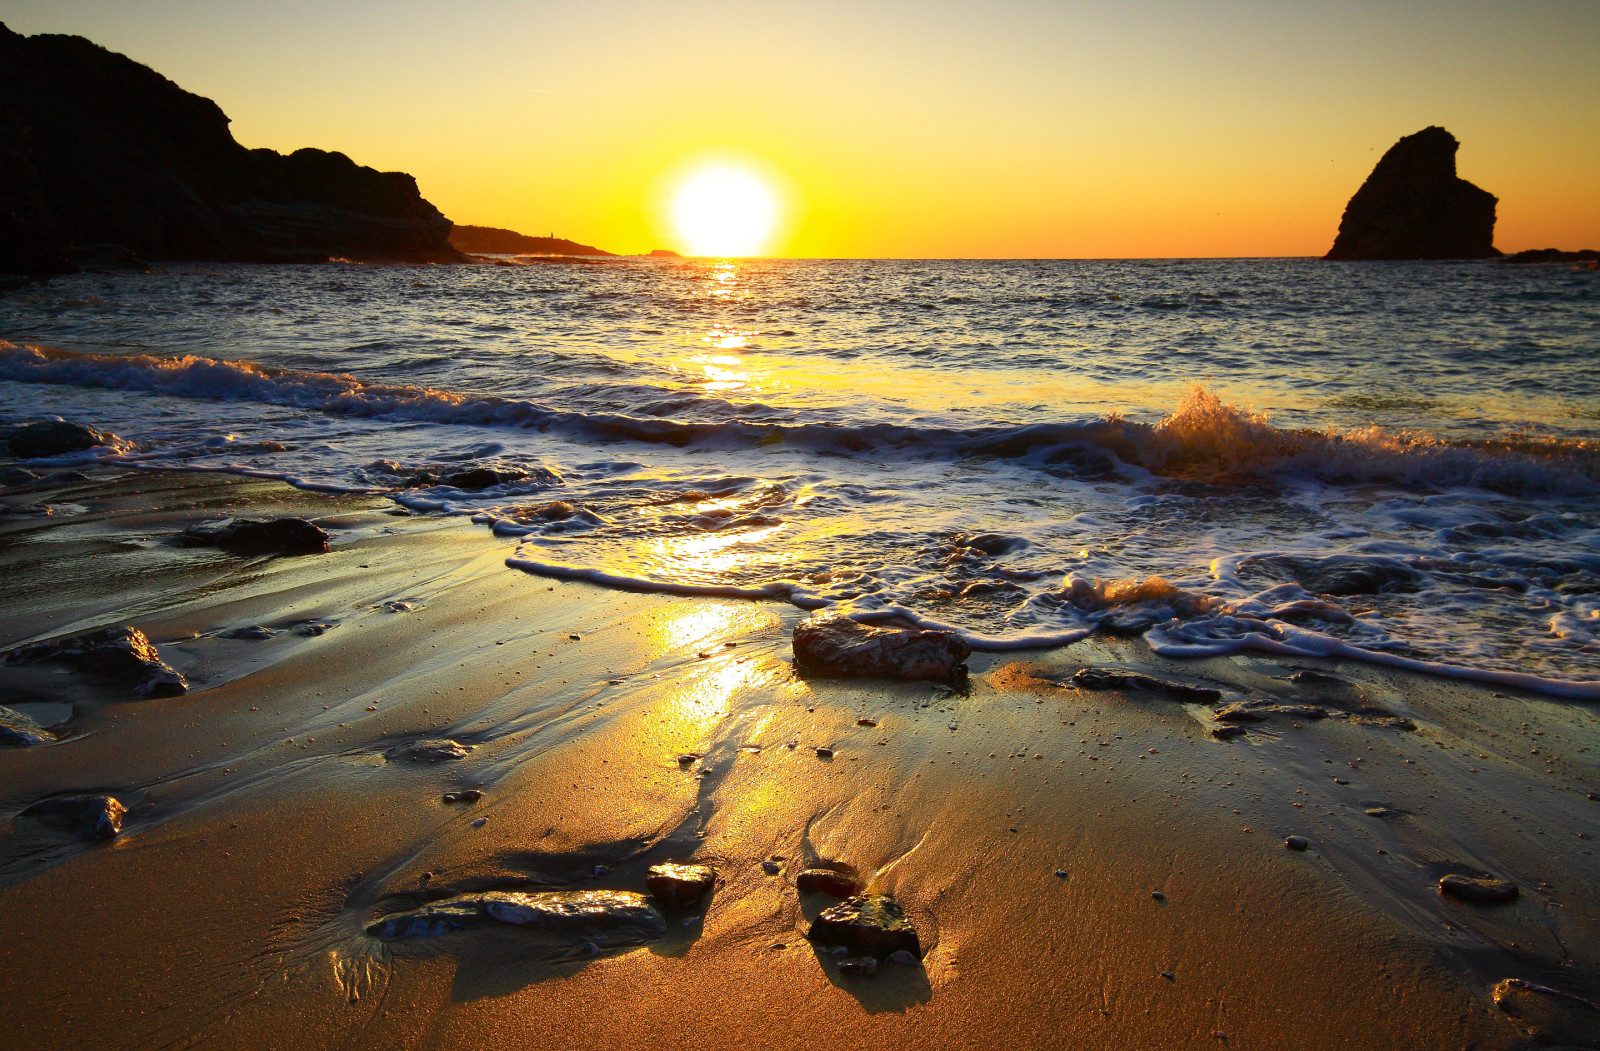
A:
[5,0,1598,257]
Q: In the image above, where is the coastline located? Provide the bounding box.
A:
[2,467,1595,1048]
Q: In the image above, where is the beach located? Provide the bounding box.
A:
[3,465,1595,1049]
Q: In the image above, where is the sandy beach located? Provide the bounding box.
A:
[2,465,1595,1050]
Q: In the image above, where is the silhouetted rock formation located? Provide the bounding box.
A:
[1325,127,1499,261]
[1501,248,1600,264]
[448,225,611,256]
[0,23,462,273]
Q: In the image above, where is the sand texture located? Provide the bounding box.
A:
[1,469,1597,1050]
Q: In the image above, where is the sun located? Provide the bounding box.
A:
[668,163,781,257]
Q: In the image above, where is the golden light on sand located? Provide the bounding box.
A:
[668,163,780,257]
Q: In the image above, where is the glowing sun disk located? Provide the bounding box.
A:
[670,165,779,257]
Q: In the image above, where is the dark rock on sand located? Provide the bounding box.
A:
[797,868,861,898]
[1210,725,1248,740]
[0,705,56,745]
[807,895,922,960]
[1285,836,1310,852]
[1492,978,1600,1046]
[1072,667,1222,702]
[384,739,471,763]
[367,890,667,946]
[180,517,329,555]
[1215,699,1327,722]
[836,956,879,976]
[646,862,716,908]
[19,793,125,839]
[442,789,483,804]
[0,24,462,268]
[1439,873,1518,904]
[793,615,970,681]
[1325,126,1499,260]
[3,625,186,696]
[440,467,527,491]
[4,420,119,459]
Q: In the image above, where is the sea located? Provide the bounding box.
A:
[2,257,1597,695]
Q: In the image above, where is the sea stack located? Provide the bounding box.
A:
[1325,127,1498,260]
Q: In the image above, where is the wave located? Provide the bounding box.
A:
[3,342,1597,496]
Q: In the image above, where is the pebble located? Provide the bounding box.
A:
[646,862,716,908]
[1439,873,1518,904]
[762,859,783,875]
[1151,891,1166,901]
[857,717,878,727]
[442,790,483,803]
[837,956,878,976]
[470,817,487,828]
[1285,836,1310,851]
[815,746,834,759]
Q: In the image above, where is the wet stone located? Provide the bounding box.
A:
[646,862,716,908]
[1210,725,1248,740]
[1440,873,1518,904]
[837,956,878,976]
[5,420,119,459]
[180,517,330,555]
[442,789,483,803]
[1492,978,1600,1046]
[385,738,472,763]
[367,890,667,947]
[815,746,835,759]
[1072,667,1222,702]
[0,705,57,746]
[3,625,187,697]
[797,868,860,898]
[224,625,279,640]
[20,794,125,839]
[792,615,970,681]
[1285,836,1310,851]
[807,894,921,960]
[441,467,526,491]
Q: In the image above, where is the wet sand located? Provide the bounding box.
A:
[1,469,1596,1050]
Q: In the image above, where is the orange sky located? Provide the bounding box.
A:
[7,0,1599,256]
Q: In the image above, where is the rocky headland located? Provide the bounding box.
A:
[448,225,612,257]
[0,23,462,274]
[1326,126,1499,260]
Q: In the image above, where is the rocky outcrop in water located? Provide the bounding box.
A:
[1325,127,1498,260]
[4,420,122,459]
[0,22,462,272]
[792,616,970,681]
[3,625,187,696]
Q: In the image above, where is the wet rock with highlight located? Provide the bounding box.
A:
[4,420,119,459]
[385,738,472,763]
[180,517,330,555]
[20,793,126,839]
[793,615,970,681]
[367,889,667,948]
[646,862,716,908]
[807,894,921,960]
[3,625,187,697]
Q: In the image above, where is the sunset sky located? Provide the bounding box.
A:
[6,0,1598,257]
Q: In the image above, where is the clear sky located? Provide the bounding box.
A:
[4,0,1597,257]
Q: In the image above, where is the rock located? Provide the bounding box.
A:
[385,738,471,763]
[441,789,482,803]
[2,625,187,696]
[1492,978,1600,1046]
[1210,725,1248,740]
[0,24,463,270]
[807,895,921,960]
[1285,835,1310,852]
[0,466,39,485]
[440,467,526,491]
[646,862,716,908]
[1243,553,1421,596]
[180,517,329,554]
[887,949,920,965]
[1365,807,1402,818]
[224,625,279,640]
[0,705,56,745]
[797,868,860,898]
[4,420,119,459]
[792,615,970,681]
[1439,873,1518,904]
[836,956,878,976]
[1213,702,1271,723]
[1071,667,1222,702]
[19,793,125,838]
[367,890,667,947]
[856,717,877,727]
[1325,127,1499,261]
[448,225,613,256]
[762,859,783,875]
[815,746,835,759]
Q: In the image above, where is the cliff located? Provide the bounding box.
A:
[449,225,612,256]
[0,23,462,273]
[1325,127,1498,261]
